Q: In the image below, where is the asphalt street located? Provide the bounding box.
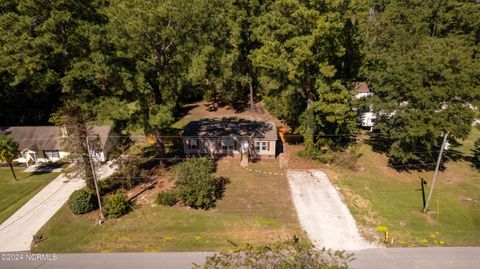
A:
[0,248,479,269]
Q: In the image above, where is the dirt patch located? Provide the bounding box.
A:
[282,144,322,170]
[125,169,175,205]
[183,101,282,126]
[460,197,480,206]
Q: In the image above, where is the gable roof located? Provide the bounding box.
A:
[353,82,370,93]
[0,126,112,152]
[183,118,277,140]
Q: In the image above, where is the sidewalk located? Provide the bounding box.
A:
[0,163,115,252]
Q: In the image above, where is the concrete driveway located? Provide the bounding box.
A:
[287,170,376,251]
[0,163,115,252]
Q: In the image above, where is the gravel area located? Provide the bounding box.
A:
[287,170,376,251]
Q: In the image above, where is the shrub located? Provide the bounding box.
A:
[171,158,220,209]
[156,190,178,206]
[177,175,218,209]
[172,158,215,184]
[296,150,306,158]
[199,240,353,269]
[68,189,97,215]
[104,192,129,218]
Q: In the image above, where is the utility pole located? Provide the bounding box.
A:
[418,178,427,209]
[85,136,105,223]
[423,132,448,213]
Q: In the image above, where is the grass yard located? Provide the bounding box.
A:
[456,127,480,157]
[0,167,59,224]
[32,160,305,253]
[321,130,480,247]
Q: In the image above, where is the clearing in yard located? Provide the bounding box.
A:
[287,170,375,251]
[288,129,480,247]
[32,160,305,253]
[0,167,59,224]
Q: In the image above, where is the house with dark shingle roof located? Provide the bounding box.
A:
[182,118,277,159]
[0,126,117,165]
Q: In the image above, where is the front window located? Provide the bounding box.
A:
[261,142,268,151]
[254,141,269,152]
[254,141,261,152]
[44,150,60,159]
[189,140,198,150]
[222,140,234,150]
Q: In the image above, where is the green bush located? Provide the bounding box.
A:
[156,190,178,206]
[68,189,97,215]
[104,192,129,218]
[296,150,306,158]
[171,158,220,209]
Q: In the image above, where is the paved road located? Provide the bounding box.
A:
[0,163,115,252]
[351,247,480,269]
[0,248,478,269]
[0,252,213,269]
[287,170,376,251]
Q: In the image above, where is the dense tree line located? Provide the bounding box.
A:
[1,0,479,165]
[363,0,480,163]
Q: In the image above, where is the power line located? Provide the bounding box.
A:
[8,131,459,141]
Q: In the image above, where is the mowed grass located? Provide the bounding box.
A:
[325,130,480,247]
[0,167,59,224]
[33,160,305,253]
[456,127,480,156]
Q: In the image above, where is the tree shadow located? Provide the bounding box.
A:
[204,100,253,114]
[215,176,230,201]
[177,104,199,119]
[365,133,454,172]
[184,117,274,139]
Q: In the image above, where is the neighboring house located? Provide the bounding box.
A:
[0,126,117,165]
[183,118,277,159]
[352,82,376,130]
[352,82,373,100]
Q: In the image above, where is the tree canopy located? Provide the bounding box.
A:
[0,0,479,165]
[363,0,480,163]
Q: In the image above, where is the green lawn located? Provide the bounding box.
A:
[32,160,305,253]
[456,127,480,157]
[323,129,480,247]
[0,167,59,224]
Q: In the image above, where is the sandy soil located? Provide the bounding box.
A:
[287,169,377,251]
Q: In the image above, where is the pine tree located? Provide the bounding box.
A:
[363,0,480,164]
[251,0,363,157]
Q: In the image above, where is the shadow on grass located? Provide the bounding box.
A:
[21,170,52,180]
[365,133,466,172]
[215,176,230,201]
